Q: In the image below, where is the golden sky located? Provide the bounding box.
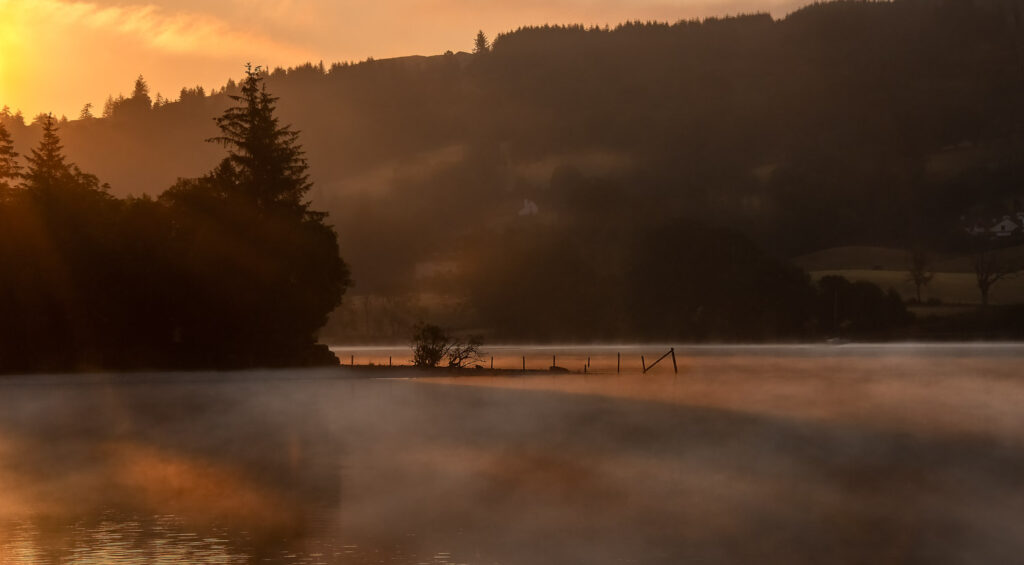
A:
[0,0,805,119]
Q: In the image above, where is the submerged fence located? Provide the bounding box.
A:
[336,347,680,375]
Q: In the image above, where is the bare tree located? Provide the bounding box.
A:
[446,335,484,368]
[972,250,1018,307]
[906,249,934,303]
[411,322,485,368]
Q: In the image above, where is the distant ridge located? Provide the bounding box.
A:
[5,0,1024,299]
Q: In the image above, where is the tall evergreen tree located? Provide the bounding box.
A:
[22,114,71,192]
[22,114,103,196]
[208,64,312,215]
[131,74,152,110]
[159,64,350,367]
[0,121,20,192]
[473,30,490,54]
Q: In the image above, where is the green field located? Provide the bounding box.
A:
[796,245,1024,306]
[809,269,1024,306]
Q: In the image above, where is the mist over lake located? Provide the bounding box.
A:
[5,2,1024,563]
[3,344,1024,564]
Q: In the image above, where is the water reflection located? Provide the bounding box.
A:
[2,347,1024,564]
[4,515,246,564]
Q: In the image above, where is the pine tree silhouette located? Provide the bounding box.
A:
[131,74,152,110]
[22,114,103,197]
[473,30,490,54]
[208,64,312,216]
[0,121,20,193]
[22,114,71,192]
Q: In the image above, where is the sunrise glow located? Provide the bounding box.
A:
[1,0,807,118]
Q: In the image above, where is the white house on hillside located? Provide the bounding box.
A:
[991,216,1019,237]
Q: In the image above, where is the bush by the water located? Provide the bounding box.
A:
[411,323,484,368]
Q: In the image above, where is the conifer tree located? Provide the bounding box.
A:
[22,114,102,195]
[23,115,70,192]
[102,95,117,118]
[473,30,490,54]
[161,64,349,366]
[0,121,21,190]
[208,64,312,215]
[131,75,152,110]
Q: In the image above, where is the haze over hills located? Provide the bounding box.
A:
[4,0,1024,341]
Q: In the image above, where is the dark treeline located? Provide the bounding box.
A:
[457,215,912,342]
[0,68,349,371]
[5,0,1021,343]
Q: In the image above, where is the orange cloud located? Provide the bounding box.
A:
[1,0,809,118]
[1,0,315,118]
[7,0,311,61]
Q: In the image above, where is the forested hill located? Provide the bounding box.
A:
[5,0,1024,295]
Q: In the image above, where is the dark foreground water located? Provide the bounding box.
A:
[2,344,1024,564]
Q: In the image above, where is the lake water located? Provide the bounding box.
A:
[2,344,1024,564]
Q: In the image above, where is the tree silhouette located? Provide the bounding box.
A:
[446,334,484,368]
[0,121,20,193]
[20,114,108,211]
[102,96,116,118]
[78,103,94,120]
[473,30,490,54]
[972,250,1018,307]
[411,323,450,367]
[131,74,152,110]
[156,64,350,367]
[22,114,72,192]
[179,86,206,103]
[208,64,312,215]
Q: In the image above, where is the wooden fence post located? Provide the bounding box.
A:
[643,348,675,374]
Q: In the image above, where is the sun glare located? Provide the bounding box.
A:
[0,16,23,109]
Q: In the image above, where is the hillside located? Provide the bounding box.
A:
[4,0,1024,339]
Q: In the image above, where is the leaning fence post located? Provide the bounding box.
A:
[641,355,646,373]
[351,355,354,366]
[671,347,677,374]
[617,352,621,373]
[522,356,526,372]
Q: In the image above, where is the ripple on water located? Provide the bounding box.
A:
[1,514,250,565]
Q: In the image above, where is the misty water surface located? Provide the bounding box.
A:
[2,344,1024,564]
